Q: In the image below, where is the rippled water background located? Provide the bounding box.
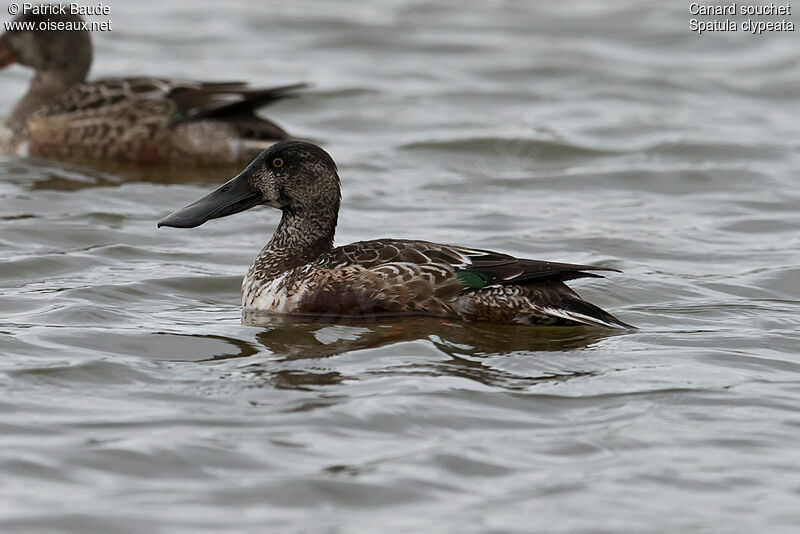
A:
[2,1,800,531]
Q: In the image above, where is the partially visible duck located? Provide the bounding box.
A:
[158,141,633,329]
[0,11,305,165]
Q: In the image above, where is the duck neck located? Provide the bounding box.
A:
[249,204,339,282]
[6,69,86,133]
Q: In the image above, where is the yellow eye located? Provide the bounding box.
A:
[272,157,284,168]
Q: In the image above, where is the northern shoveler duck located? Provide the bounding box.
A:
[0,12,305,165]
[158,141,633,328]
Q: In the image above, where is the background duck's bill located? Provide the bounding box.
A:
[0,34,18,68]
[157,173,261,228]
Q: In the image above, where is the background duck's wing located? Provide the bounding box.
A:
[28,78,306,162]
[36,77,192,116]
[39,77,305,117]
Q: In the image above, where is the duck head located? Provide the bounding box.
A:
[0,12,92,81]
[158,141,342,229]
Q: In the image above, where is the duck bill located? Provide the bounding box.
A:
[0,34,18,68]
[158,171,262,228]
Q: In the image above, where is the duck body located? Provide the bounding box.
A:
[0,13,303,165]
[242,239,629,328]
[14,77,304,165]
[159,141,633,329]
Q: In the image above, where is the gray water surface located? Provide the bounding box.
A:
[1,1,799,532]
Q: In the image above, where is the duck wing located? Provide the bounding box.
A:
[449,246,619,287]
[38,77,306,125]
[328,239,617,288]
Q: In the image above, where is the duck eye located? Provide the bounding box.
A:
[272,158,284,168]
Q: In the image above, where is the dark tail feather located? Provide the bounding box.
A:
[170,83,309,124]
[212,83,309,116]
[554,295,635,329]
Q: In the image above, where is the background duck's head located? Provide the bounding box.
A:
[0,11,93,82]
[158,141,342,229]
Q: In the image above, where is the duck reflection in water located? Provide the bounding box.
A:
[219,313,616,391]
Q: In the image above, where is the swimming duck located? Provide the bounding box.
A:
[0,12,304,165]
[159,141,632,328]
